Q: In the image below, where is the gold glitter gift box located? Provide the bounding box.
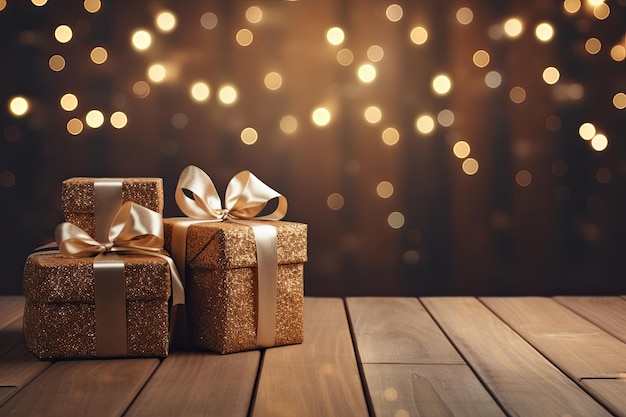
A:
[61,177,163,237]
[163,220,307,354]
[23,253,172,359]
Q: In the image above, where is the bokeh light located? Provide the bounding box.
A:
[357,64,376,83]
[66,118,83,135]
[8,96,30,117]
[326,27,345,45]
[83,0,101,13]
[473,50,490,68]
[381,127,399,146]
[409,26,428,45]
[432,74,452,95]
[90,47,108,64]
[240,127,258,145]
[190,82,210,102]
[485,71,502,88]
[453,141,471,158]
[246,6,263,24]
[437,109,454,127]
[515,170,532,186]
[456,7,473,25]
[132,81,151,98]
[156,11,177,33]
[415,114,435,135]
[110,111,128,129]
[54,25,72,43]
[48,55,65,71]
[585,37,601,54]
[218,84,238,105]
[503,17,523,38]
[200,12,218,30]
[376,181,394,198]
[613,92,626,109]
[509,86,527,103]
[312,107,331,127]
[236,29,254,46]
[387,211,405,229]
[364,106,382,124]
[535,22,554,42]
[264,72,283,90]
[280,115,298,134]
[590,133,608,151]
[336,48,354,66]
[462,158,479,175]
[367,45,384,62]
[85,110,104,128]
[327,193,344,210]
[147,64,167,83]
[564,0,581,13]
[385,4,403,22]
[60,93,78,111]
[579,122,596,140]
[542,67,560,84]
[131,29,152,51]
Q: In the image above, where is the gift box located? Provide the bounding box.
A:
[61,177,163,238]
[163,219,307,354]
[23,252,172,359]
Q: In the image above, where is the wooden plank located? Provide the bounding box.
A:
[251,298,369,417]
[362,364,506,417]
[346,297,464,364]
[482,296,626,417]
[0,359,158,417]
[422,297,612,417]
[554,296,626,343]
[481,297,626,378]
[125,351,260,417]
[0,317,51,406]
[0,296,25,330]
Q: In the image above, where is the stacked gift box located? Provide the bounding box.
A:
[23,167,307,359]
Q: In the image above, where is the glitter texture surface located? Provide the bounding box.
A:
[61,177,163,237]
[163,220,307,354]
[23,253,171,359]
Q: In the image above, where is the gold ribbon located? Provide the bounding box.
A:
[56,201,185,357]
[171,165,287,348]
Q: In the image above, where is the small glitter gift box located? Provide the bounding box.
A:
[163,219,307,354]
[23,253,172,359]
[61,177,163,238]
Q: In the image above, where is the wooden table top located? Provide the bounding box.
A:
[1,295,625,417]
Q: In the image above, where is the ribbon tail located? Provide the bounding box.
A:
[250,223,278,348]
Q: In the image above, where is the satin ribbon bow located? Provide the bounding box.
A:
[172,165,286,349]
[175,165,287,221]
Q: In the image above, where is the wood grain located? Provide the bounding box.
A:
[422,297,612,417]
[554,296,626,343]
[0,359,158,417]
[346,297,464,364]
[125,351,260,417]
[251,298,369,417]
[0,296,24,330]
[581,379,626,417]
[362,364,506,417]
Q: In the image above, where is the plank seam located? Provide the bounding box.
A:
[247,349,267,417]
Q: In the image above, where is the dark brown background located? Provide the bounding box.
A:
[1,0,624,296]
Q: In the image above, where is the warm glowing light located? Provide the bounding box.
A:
[364,106,382,124]
[190,82,210,102]
[156,11,177,32]
[563,0,581,13]
[587,0,606,6]
[60,93,78,111]
[246,6,263,24]
[337,48,354,66]
[311,107,331,127]
[503,18,523,38]
[542,67,560,84]
[147,64,167,83]
[31,0,47,6]
[437,109,454,127]
[218,84,238,105]
[0,0,6,10]
[241,127,258,145]
[432,74,452,95]
[85,110,104,128]
[110,111,128,129]
[591,134,608,151]
[584,37,601,54]
[48,55,66,71]
[84,0,101,13]
[90,47,108,64]
[613,92,626,109]
[472,50,490,67]
[326,27,345,46]
[485,71,502,88]
[509,86,526,103]
[535,22,554,42]
[8,96,29,117]
[367,45,384,62]
[453,141,471,158]
[578,122,596,140]
[376,181,394,198]
[610,44,626,62]
[327,193,344,210]
[456,7,473,25]
[515,170,532,187]
[264,72,283,90]
[415,114,435,135]
[488,24,504,40]
[280,115,298,134]
[381,127,399,145]
[593,3,610,20]
[386,4,403,22]
[236,29,254,46]
[132,81,151,98]
[55,25,73,43]
[201,12,218,30]
[357,64,376,83]
[67,118,84,135]
[409,27,428,45]
[131,30,152,51]
[387,212,405,229]
[462,158,479,175]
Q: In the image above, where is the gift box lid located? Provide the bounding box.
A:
[163,220,307,270]
[61,177,163,215]
[23,253,171,304]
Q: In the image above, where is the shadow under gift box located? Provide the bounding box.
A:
[163,219,307,354]
[61,178,164,237]
[23,253,171,359]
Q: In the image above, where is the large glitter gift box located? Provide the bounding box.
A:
[23,253,172,359]
[61,177,163,238]
[163,165,307,354]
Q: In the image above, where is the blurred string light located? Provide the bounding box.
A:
[456,7,473,25]
[67,118,83,135]
[218,84,238,105]
[200,12,218,30]
[279,115,298,134]
[409,26,428,45]
[49,55,65,71]
[367,45,384,62]
[381,127,399,146]
[311,107,331,127]
[147,64,166,83]
[327,193,344,210]
[85,110,104,128]
[60,93,78,111]
[503,17,523,38]
[190,81,210,102]
[326,27,344,46]
[462,158,479,175]
[415,114,435,135]
[387,211,405,229]
[83,0,101,13]
[431,74,452,95]
[472,50,490,67]
[613,93,626,109]
[437,109,454,127]
[264,72,283,90]
[376,181,394,198]
[590,133,608,151]
[534,22,554,42]
[585,37,601,54]
[385,4,403,22]
[236,29,253,46]
[245,6,263,24]
[336,48,354,65]
[131,29,152,51]
[564,0,582,13]
[54,25,72,43]
[240,127,258,145]
[90,47,107,64]
[110,111,128,129]
[542,66,560,84]
[156,11,177,32]
[357,64,376,83]
[8,96,30,117]
[453,141,471,158]
[364,106,382,124]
